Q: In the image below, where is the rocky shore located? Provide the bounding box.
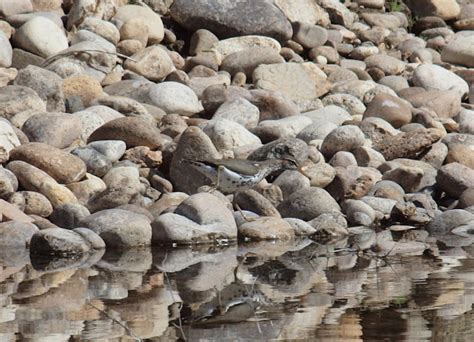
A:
[0,0,473,259]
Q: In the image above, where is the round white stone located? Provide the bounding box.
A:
[148,81,203,116]
[13,16,69,58]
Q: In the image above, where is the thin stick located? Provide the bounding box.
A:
[87,301,142,342]
[161,252,187,341]
[41,49,138,67]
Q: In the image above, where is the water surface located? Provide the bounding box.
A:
[1,239,474,341]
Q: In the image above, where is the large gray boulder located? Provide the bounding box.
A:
[80,209,152,247]
[170,0,292,42]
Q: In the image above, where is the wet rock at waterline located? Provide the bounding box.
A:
[152,192,237,244]
[30,227,104,256]
[80,209,152,248]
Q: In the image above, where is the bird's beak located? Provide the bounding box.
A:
[298,166,311,178]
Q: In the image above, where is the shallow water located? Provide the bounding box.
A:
[1,239,474,341]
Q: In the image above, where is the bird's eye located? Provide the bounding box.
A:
[283,157,298,167]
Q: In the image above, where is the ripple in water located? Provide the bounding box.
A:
[1,239,474,341]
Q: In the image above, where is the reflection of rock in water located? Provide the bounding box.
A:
[239,240,333,295]
[12,268,95,339]
[314,311,363,341]
[153,244,238,274]
[89,248,153,300]
[158,246,238,303]
[31,249,104,272]
[431,310,474,341]
[175,242,333,339]
[98,247,153,273]
[360,307,407,340]
[2,241,474,340]
[82,317,125,341]
[249,260,298,286]
[103,286,179,339]
[190,282,268,324]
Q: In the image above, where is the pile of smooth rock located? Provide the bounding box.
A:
[0,0,473,258]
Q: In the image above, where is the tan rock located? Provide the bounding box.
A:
[238,217,295,241]
[78,17,120,45]
[9,143,87,184]
[67,0,124,29]
[88,117,170,149]
[292,22,328,49]
[437,162,474,197]
[63,75,104,107]
[364,54,405,75]
[253,62,330,109]
[320,125,366,158]
[441,32,474,68]
[0,85,46,119]
[221,47,284,77]
[412,64,469,99]
[374,129,443,161]
[113,4,164,44]
[363,93,412,128]
[459,188,474,208]
[234,189,280,217]
[148,192,188,218]
[0,199,34,223]
[0,0,33,17]
[66,173,106,206]
[119,39,144,56]
[274,0,329,25]
[39,180,79,207]
[6,160,78,207]
[318,0,355,26]
[9,191,53,217]
[382,166,424,193]
[401,89,461,118]
[119,18,149,47]
[360,13,405,29]
[446,144,474,169]
[0,20,12,40]
[211,35,281,62]
[0,30,12,68]
[22,112,82,149]
[31,0,62,11]
[419,142,448,169]
[325,166,381,201]
[404,0,460,20]
[277,186,341,220]
[304,162,336,188]
[124,45,175,82]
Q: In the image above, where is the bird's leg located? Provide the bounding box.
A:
[207,165,223,193]
[234,203,257,222]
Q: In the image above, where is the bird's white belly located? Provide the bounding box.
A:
[218,167,263,192]
[192,164,264,193]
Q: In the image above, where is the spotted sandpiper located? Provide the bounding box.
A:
[185,156,308,193]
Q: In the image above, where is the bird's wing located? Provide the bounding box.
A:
[192,158,261,176]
